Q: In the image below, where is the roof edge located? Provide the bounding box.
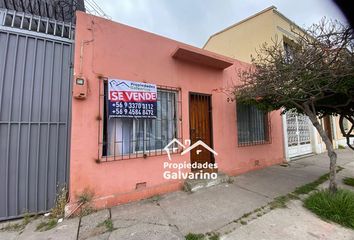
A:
[272,9,307,35]
[172,45,234,70]
[203,5,277,48]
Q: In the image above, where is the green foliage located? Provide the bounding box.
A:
[269,195,289,209]
[148,195,161,203]
[97,219,115,232]
[185,233,206,240]
[268,193,300,210]
[77,188,94,205]
[294,183,319,195]
[36,219,57,232]
[338,144,346,149]
[206,232,220,240]
[51,186,68,218]
[22,212,31,225]
[208,233,220,240]
[79,206,94,217]
[236,19,354,117]
[0,212,33,232]
[304,189,354,229]
[294,166,344,195]
[343,177,354,187]
[241,212,251,218]
[1,222,24,232]
[76,188,95,217]
[185,232,220,240]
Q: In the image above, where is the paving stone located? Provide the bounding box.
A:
[86,231,111,240]
[0,231,19,240]
[79,209,110,240]
[18,217,79,240]
[224,200,354,240]
[111,200,169,226]
[108,223,183,240]
[157,183,269,235]
[2,149,353,239]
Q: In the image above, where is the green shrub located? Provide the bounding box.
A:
[51,186,67,218]
[294,182,320,195]
[304,189,354,229]
[343,177,354,187]
[294,166,344,195]
[240,220,247,225]
[185,233,205,240]
[97,219,115,232]
[36,219,57,232]
[208,233,220,240]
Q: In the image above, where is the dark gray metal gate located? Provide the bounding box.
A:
[0,9,73,220]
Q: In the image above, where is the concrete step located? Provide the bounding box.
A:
[289,153,316,161]
[183,172,230,192]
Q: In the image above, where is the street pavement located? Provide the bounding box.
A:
[1,149,353,240]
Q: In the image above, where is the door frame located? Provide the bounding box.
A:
[188,92,215,165]
[283,111,313,160]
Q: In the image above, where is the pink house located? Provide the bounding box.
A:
[68,12,285,211]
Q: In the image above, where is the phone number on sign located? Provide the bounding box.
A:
[113,108,155,116]
[113,102,155,110]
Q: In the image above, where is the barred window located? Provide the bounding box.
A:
[284,41,294,63]
[102,88,178,159]
[237,103,270,146]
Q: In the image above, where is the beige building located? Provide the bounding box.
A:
[204,6,349,159]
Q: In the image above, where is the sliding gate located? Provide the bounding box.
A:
[0,9,73,220]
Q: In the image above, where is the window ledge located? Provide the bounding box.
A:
[238,141,272,147]
[98,148,182,163]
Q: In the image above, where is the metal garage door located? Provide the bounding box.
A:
[0,9,73,220]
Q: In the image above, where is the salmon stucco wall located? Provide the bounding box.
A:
[69,12,285,212]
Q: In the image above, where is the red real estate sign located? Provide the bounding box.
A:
[108,79,157,118]
[109,91,157,102]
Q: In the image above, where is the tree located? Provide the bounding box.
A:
[234,19,354,193]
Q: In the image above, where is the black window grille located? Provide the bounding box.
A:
[236,103,270,146]
[100,81,181,161]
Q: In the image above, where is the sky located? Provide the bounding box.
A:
[95,0,347,48]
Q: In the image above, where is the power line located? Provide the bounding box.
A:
[84,0,111,19]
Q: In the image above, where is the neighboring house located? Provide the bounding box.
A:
[0,0,82,220]
[203,6,349,160]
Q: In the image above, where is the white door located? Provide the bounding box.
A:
[286,112,312,158]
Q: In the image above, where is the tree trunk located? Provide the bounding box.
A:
[303,104,337,193]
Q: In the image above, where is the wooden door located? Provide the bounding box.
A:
[189,93,214,172]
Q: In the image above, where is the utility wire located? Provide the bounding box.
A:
[84,0,111,19]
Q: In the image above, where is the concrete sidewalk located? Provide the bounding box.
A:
[223,199,354,240]
[1,149,353,240]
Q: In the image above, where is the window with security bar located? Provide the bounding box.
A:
[101,83,180,161]
[236,103,270,146]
